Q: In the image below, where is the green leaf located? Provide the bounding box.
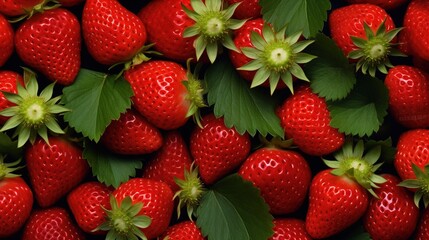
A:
[306,34,357,101]
[196,174,274,240]
[0,132,22,159]
[62,69,133,142]
[328,75,389,137]
[365,138,396,164]
[260,0,331,38]
[83,141,143,188]
[205,57,284,138]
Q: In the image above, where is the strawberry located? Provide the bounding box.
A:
[403,0,429,62]
[0,0,43,17]
[22,207,85,240]
[226,0,261,19]
[25,136,89,207]
[238,147,311,215]
[142,131,192,192]
[124,60,206,130]
[0,157,33,238]
[82,0,147,66]
[329,4,403,77]
[363,174,419,240]
[67,181,112,234]
[160,220,205,240]
[100,109,163,155]
[270,218,312,240]
[344,0,408,10]
[0,71,24,124]
[416,207,429,240]
[277,85,345,156]
[0,14,13,67]
[190,114,251,185]
[14,8,81,85]
[384,65,429,128]
[97,178,174,239]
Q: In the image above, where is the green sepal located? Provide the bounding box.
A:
[0,156,24,180]
[398,163,429,208]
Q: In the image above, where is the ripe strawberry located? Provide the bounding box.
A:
[0,157,33,238]
[142,131,192,192]
[82,0,147,66]
[0,0,42,17]
[329,4,403,76]
[394,129,429,181]
[363,174,419,240]
[0,14,13,67]
[160,220,205,240]
[384,65,429,128]
[416,207,429,240]
[25,136,89,207]
[238,147,311,215]
[22,207,85,240]
[100,109,163,155]
[403,0,429,62]
[344,0,408,10]
[270,219,312,240]
[0,71,24,124]
[190,114,251,185]
[124,60,206,130]
[277,85,345,156]
[226,0,261,19]
[67,181,112,234]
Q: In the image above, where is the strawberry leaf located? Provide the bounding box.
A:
[62,69,133,142]
[196,174,274,240]
[260,0,331,38]
[83,141,143,188]
[305,34,356,101]
[0,132,21,160]
[328,75,389,137]
[205,57,284,138]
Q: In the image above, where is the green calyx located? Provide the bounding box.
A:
[183,59,207,128]
[398,164,429,208]
[323,139,386,198]
[182,0,247,63]
[174,163,206,220]
[237,24,316,95]
[9,0,61,23]
[94,195,151,240]
[348,19,405,77]
[0,68,69,148]
[0,156,23,180]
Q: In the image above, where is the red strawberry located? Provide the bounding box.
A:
[226,0,261,19]
[25,136,89,207]
[385,65,429,128]
[394,129,429,181]
[0,14,13,67]
[416,207,429,240]
[403,0,429,62]
[22,207,85,240]
[0,71,24,124]
[160,220,205,240]
[0,158,33,238]
[124,60,205,130]
[100,109,163,155]
[344,0,408,10]
[14,8,81,85]
[142,131,192,192]
[67,181,112,234]
[363,174,419,240]
[0,0,42,17]
[270,219,312,240]
[238,147,312,215]
[82,0,147,65]
[190,114,251,185]
[277,85,345,156]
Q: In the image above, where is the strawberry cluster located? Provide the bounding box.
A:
[0,0,429,239]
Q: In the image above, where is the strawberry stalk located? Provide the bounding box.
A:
[398,163,429,208]
[183,59,207,128]
[9,0,61,23]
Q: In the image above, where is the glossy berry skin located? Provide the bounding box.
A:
[22,207,85,240]
[277,85,345,156]
[270,219,312,240]
[190,114,251,185]
[394,129,429,181]
[160,220,205,240]
[416,207,429,240]
[385,65,429,129]
[227,0,261,19]
[142,131,192,192]
[363,174,419,240]
[403,0,429,61]
[0,177,33,238]
[82,0,147,65]
[25,137,89,208]
[67,181,112,234]
[15,8,81,85]
[0,0,42,16]
[0,71,24,124]
[305,169,369,239]
[101,109,163,155]
[0,14,13,67]
[138,0,196,62]
[113,178,174,239]
[344,0,408,10]
[239,148,311,215]
[329,4,396,57]
[124,60,191,130]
